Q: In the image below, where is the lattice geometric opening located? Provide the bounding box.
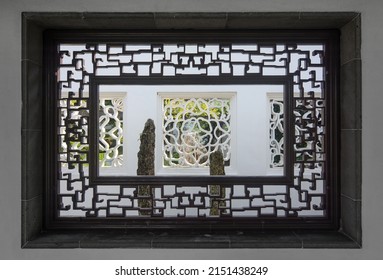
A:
[162,96,231,168]
[99,96,124,168]
[269,95,325,169]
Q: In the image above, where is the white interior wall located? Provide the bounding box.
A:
[99,84,283,176]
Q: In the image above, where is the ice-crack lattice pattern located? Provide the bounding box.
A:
[56,40,328,221]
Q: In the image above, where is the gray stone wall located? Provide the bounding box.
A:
[0,0,382,259]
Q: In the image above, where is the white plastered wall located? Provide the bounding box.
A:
[98,84,284,177]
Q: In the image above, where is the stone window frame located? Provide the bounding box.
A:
[22,12,361,248]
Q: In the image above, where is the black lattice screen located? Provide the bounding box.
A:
[45,31,339,228]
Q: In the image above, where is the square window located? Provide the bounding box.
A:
[161,94,233,169]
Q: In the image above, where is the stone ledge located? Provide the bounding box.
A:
[22,12,359,30]
[23,230,360,249]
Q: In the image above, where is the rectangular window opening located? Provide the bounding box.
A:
[47,30,338,228]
